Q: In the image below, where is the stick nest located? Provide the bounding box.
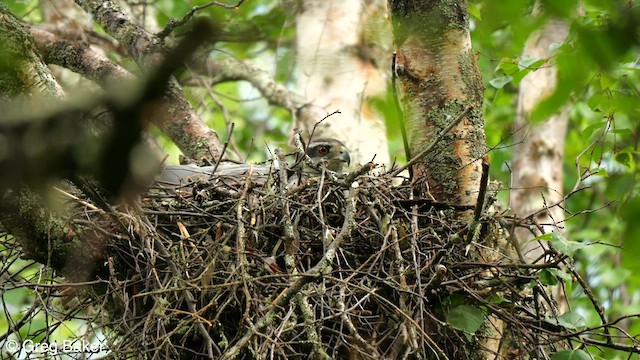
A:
[2,167,577,359]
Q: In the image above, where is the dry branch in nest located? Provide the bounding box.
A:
[0,164,626,360]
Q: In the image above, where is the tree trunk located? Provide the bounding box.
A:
[510,17,571,314]
[511,18,570,262]
[389,1,494,358]
[388,0,486,208]
[296,0,391,167]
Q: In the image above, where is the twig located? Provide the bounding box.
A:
[563,260,611,344]
[337,286,381,358]
[317,170,329,252]
[308,110,341,144]
[389,106,472,177]
[473,154,491,222]
[236,166,254,329]
[391,225,419,353]
[219,184,359,359]
[209,122,234,177]
[157,1,238,39]
[135,203,220,358]
[276,148,298,273]
[295,293,331,359]
[52,186,100,211]
[392,51,413,179]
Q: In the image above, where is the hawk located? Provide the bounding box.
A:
[295,138,351,173]
[155,138,351,188]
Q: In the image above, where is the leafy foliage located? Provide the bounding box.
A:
[475,1,640,358]
[2,0,640,359]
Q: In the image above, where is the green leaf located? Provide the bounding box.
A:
[538,269,559,286]
[611,128,633,137]
[486,294,511,306]
[495,57,519,75]
[550,232,585,257]
[550,349,591,360]
[531,48,592,122]
[446,305,485,341]
[587,91,611,112]
[468,2,481,20]
[576,21,635,70]
[529,233,553,243]
[614,150,634,168]
[545,312,587,331]
[489,75,513,89]
[539,0,579,17]
[591,167,609,177]
[582,121,608,138]
[443,293,466,307]
[519,57,545,70]
[507,57,546,85]
[546,268,573,283]
[620,197,640,272]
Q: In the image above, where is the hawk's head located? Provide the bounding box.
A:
[305,138,351,173]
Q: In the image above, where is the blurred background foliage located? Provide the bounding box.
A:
[475,1,640,358]
[2,0,640,358]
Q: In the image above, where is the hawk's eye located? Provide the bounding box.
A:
[317,146,329,156]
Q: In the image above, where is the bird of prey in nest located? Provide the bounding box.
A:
[155,138,351,189]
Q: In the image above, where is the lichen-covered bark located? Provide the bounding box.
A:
[389,0,486,207]
[0,5,105,283]
[0,4,65,100]
[30,27,135,86]
[296,0,391,168]
[0,188,104,282]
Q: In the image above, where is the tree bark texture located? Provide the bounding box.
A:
[511,18,571,316]
[0,4,65,100]
[296,0,391,168]
[511,19,570,262]
[389,0,486,207]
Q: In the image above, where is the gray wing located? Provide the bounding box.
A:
[156,164,214,185]
[156,163,276,187]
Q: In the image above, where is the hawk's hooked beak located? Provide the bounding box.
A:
[338,146,351,166]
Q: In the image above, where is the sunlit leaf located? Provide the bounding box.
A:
[496,58,519,75]
[469,2,481,20]
[489,75,513,88]
[519,57,546,70]
[530,233,553,243]
[545,312,586,331]
[587,91,612,112]
[547,268,573,282]
[582,121,608,138]
[550,232,585,257]
[593,167,609,177]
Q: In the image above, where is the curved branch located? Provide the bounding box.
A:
[74,0,223,162]
[30,26,134,85]
[205,58,329,129]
